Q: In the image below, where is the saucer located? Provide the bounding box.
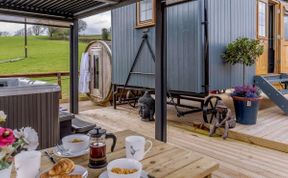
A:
[99,170,149,178]
[37,165,88,178]
[53,146,89,158]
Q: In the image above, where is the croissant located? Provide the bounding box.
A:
[40,173,82,178]
[40,172,50,178]
[48,158,75,176]
[61,175,82,178]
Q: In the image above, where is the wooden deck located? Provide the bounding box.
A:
[64,100,288,178]
[165,94,288,153]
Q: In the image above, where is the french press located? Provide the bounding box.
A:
[88,127,117,169]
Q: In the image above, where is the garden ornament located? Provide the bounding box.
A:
[209,100,236,139]
[138,91,155,122]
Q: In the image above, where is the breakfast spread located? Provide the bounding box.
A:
[40,158,81,178]
[111,168,138,174]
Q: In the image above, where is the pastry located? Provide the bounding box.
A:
[40,172,50,178]
[49,158,75,176]
[60,175,82,178]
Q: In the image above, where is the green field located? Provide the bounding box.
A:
[0,36,90,99]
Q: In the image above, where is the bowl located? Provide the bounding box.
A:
[62,134,89,153]
[107,158,142,178]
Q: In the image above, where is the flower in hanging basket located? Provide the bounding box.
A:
[231,85,261,99]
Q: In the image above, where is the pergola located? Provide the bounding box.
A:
[0,0,197,142]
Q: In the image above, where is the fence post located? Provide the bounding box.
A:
[57,73,62,99]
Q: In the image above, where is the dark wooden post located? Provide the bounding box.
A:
[57,73,62,99]
[155,0,167,142]
[70,19,79,114]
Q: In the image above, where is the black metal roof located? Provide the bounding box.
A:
[0,0,137,22]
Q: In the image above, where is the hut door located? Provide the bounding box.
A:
[279,4,288,73]
[90,48,103,98]
[256,0,269,75]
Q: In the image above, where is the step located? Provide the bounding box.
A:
[265,78,288,84]
[254,75,288,114]
[280,89,288,95]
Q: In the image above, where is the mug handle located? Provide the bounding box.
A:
[144,140,153,156]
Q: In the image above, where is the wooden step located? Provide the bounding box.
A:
[266,78,288,83]
[280,89,288,95]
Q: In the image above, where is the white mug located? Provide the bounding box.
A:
[125,136,152,161]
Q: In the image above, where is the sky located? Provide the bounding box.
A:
[0,11,111,36]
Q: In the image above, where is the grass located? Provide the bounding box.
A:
[0,36,88,99]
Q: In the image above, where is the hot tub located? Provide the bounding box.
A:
[0,78,61,149]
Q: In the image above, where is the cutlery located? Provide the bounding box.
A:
[44,151,56,164]
[56,144,72,156]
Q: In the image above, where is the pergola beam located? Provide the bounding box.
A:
[0,8,73,23]
[75,0,139,19]
[93,0,120,4]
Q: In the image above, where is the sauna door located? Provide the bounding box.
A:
[279,4,288,73]
[90,47,103,98]
[256,0,269,75]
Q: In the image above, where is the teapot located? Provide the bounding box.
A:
[88,127,117,169]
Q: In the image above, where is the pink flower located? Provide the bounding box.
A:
[0,127,16,147]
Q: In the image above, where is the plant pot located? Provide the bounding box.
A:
[232,96,261,125]
[0,165,12,178]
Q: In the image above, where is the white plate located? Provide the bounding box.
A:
[37,165,88,178]
[98,170,148,178]
[53,147,89,158]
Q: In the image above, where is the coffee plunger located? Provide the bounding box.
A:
[88,127,117,169]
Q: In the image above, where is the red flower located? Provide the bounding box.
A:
[0,127,16,147]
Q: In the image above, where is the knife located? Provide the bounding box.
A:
[44,151,56,164]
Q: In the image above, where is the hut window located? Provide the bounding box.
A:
[258,1,267,37]
[285,15,288,40]
[136,0,156,28]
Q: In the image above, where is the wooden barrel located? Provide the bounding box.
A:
[85,41,112,105]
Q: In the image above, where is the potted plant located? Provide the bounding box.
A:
[0,111,39,177]
[222,38,264,125]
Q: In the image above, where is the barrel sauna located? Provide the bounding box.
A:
[85,41,112,105]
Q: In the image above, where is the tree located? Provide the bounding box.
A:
[47,27,60,38]
[32,25,46,36]
[0,31,10,36]
[102,28,109,40]
[78,19,87,33]
[14,29,24,36]
[222,38,264,85]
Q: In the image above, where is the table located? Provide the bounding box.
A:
[12,130,219,178]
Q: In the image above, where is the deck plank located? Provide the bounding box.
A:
[74,100,288,178]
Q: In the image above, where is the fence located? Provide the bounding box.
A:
[0,71,70,99]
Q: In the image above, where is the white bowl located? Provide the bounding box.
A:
[107,158,142,178]
[62,134,89,153]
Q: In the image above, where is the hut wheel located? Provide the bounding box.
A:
[203,96,222,124]
[126,90,138,108]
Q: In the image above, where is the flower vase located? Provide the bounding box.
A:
[0,165,13,178]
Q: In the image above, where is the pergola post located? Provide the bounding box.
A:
[70,19,79,114]
[155,0,167,142]
[24,18,28,58]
